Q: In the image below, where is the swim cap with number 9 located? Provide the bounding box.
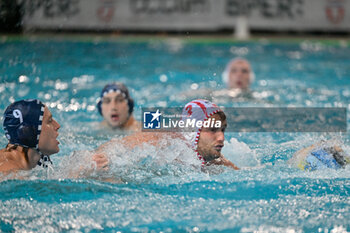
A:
[3,99,45,149]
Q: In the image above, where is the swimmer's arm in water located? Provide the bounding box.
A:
[207,153,239,170]
[92,153,109,170]
[90,132,167,174]
[95,137,121,154]
[68,152,109,179]
[221,156,240,170]
[94,133,148,153]
[95,132,182,153]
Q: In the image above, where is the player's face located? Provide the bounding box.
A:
[38,107,60,155]
[197,113,227,161]
[228,60,251,90]
[101,92,129,129]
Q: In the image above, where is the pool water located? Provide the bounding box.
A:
[0,36,350,232]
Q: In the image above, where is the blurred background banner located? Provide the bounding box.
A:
[18,0,350,32]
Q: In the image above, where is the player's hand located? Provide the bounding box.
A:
[92,153,109,171]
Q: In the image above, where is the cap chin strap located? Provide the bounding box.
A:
[36,149,53,168]
[195,150,207,166]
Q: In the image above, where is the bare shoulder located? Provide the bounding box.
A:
[128,120,142,132]
[0,149,23,173]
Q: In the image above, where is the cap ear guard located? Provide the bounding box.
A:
[97,100,102,115]
[17,123,39,148]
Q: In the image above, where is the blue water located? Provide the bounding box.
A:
[1,36,350,232]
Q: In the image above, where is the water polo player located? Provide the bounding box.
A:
[0,99,60,174]
[181,99,239,169]
[211,58,255,99]
[222,58,254,90]
[97,83,140,132]
[93,99,239,170]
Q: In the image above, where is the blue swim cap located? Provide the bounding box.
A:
[3,99,45,149]
[97,83,134,116]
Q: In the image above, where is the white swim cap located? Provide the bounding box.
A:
[181,99,222,151]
